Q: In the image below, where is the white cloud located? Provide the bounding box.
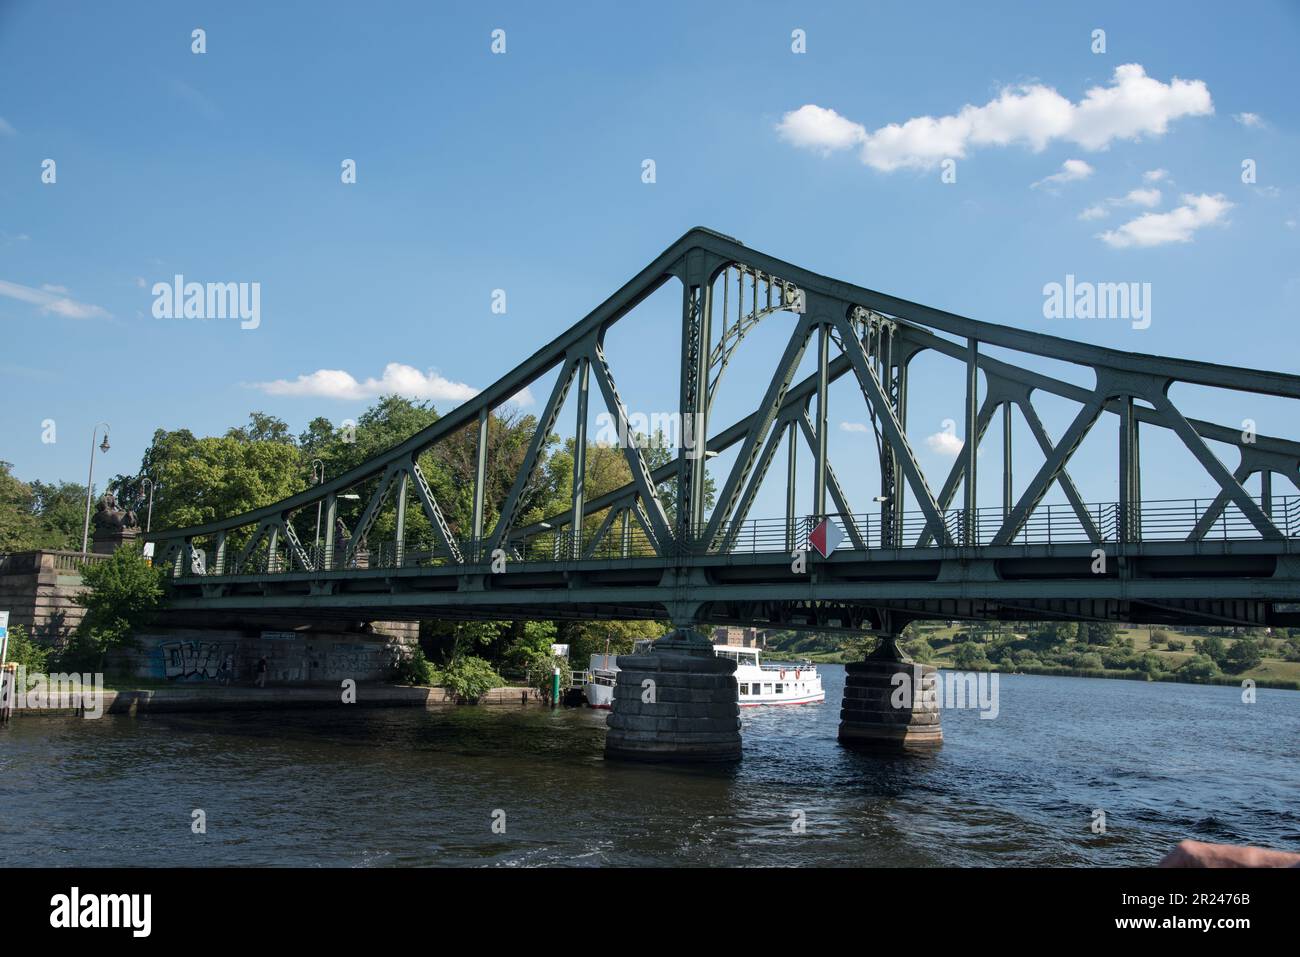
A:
[1078,184,1162,220]
[775,105,867,154]
[0,116,14,136]
[839,421,871,433]
[777,64,1212,172]
[1234,112,1265,128]
[1031,158,1094,190]
[925,431,964,456]
[1098,193,1233,248]
[0,279,110,319]
[1121,187,1162,208]
[1143,168,1169,182]
[250,362,480,403]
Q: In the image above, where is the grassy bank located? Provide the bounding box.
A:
[766,625,1300,691]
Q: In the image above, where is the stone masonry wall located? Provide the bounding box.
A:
[1,549,421,684]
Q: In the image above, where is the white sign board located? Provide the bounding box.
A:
[550,643,570,659]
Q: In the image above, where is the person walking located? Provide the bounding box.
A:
[255,656,269,688]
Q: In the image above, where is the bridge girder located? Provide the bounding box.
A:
[145,228,1300,629]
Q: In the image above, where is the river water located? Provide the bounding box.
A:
[0,667,1296,867]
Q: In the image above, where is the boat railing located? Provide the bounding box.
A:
[759,661,816,672]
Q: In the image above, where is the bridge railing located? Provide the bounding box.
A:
[703,493,1298,554]
[168,493,1300,578]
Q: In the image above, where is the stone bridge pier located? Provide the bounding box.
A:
[838,633,942,751]
[604,626,741,763]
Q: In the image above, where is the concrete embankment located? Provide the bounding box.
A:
[5,684,542,718]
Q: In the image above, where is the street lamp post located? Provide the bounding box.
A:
[80,423,111,554]
[140,477,156,532]
[311,459,325,559]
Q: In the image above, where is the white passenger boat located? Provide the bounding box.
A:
[584,649,622,710]
[582,642,823,708]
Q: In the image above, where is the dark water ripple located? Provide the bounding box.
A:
[0,668,1295,867]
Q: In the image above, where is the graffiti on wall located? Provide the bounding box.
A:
[162,640,235,682]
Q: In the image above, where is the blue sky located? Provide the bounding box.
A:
[2,0,1298,526]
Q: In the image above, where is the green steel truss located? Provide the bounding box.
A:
[145,228,1300,632]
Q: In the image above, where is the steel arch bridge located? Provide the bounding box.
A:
[145,227,1300,635]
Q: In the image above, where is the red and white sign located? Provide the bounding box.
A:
[808,518,843,558]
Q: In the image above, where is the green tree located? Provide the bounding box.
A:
[500,620,558,671]
[30,480,90,549]
[421,620,510,666]
[1223,639,1262,674]
[1194,635,1229,667]
[0,462,87,551]
[118,427,306,533]
[953,643,989,670]
[297,416,338,455]
[227,411,295,445]
[66,547,166,671]
[903,636,934,663]
[1081,622,1120,645]
[558,618,662,665]
[0,460,35,550]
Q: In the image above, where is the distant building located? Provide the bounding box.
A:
[711,626,765,648]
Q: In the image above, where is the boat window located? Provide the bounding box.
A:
[763,684,773,694]
[739,683,749,694]
[775,684,784,694]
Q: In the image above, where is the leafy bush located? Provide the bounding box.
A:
[1178,654,1220,682]
[65,546,165,670]
[1149,629,1170,647]
[440,656,502,703]
[525,651,572,704]
[902,637,933,663]
[1165,638,1186,652]
[1134,653,1165,676]
[392,645,436,685]
[1101,648,1136,670]
[953,643,989,670]
[1,623,50,673]
[1075,652,1104,670]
